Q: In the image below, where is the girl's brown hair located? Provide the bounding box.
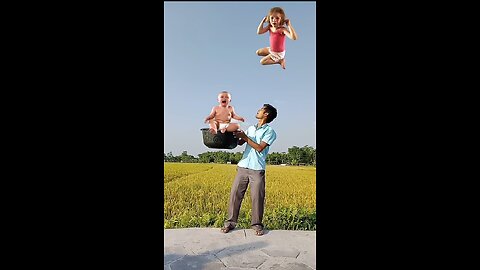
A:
[267,7,286,25]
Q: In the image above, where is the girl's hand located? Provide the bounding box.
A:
[263,16,268,23]
[284,19,290,26]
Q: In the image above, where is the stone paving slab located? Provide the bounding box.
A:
[164,228,316,270]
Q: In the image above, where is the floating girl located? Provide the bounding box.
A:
[256,7,298,69]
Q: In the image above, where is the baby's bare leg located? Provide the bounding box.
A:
[256,47,269,56]
[209,120,218,134]
[226,123,240,132]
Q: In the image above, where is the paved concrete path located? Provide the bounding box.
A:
[164,228,316,270]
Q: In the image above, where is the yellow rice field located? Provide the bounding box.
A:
[164,163,316,230]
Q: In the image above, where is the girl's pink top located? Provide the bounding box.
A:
[269,28,286,52]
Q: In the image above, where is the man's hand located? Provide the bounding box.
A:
[233,130,247,140]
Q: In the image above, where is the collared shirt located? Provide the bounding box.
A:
[237,124,277,171]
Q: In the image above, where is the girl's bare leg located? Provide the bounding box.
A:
[256,47,269,56]
[279,58,286,69]
[260,55,286,69]
[260,55,277,65]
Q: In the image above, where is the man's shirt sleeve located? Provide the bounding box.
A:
[262,128,277,146]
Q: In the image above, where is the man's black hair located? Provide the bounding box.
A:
[263,104,277,123]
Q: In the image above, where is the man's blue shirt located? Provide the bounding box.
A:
[237,124,276,171]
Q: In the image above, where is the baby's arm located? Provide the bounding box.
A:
[230,106,245,122]
[283,19,298,40]
[204,107,217,123]
[257,16,269,35]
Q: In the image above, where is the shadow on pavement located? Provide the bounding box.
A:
[225,227,271,236]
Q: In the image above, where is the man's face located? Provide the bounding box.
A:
[256,107,268,119]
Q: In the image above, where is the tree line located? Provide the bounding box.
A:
[164,145,316,166]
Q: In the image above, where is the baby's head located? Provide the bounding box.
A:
[217,91,232,107]
[267,7,286,27]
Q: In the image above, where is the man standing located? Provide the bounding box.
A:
[221,104,277,236]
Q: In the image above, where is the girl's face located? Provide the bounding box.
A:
[269,12,283,27]
[217,93,231,107]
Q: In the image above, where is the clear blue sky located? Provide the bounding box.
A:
[164,1,316,157]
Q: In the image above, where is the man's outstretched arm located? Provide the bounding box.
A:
[235,130,269,152]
